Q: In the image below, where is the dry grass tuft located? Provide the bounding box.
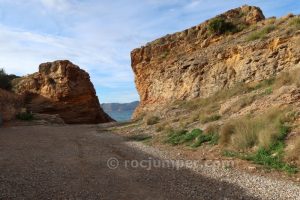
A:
[288,17,300,29]
[204,123,220,135]
[219,123,235,146]
[146,116,160,125]
[225,95,257,114]
[274,68,300,88]
[199,114,221,124]
[246,25,276,41]
[219,108,291,150]
[286,137,300,165]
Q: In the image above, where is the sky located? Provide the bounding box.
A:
[0,0,299,103]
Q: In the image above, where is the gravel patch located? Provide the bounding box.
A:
[125,141,300,200]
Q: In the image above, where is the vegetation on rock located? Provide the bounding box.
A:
[0,68,19,91]
[246,25,276,41]
[208,18,236,35]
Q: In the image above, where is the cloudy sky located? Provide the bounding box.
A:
[0,0,299,103]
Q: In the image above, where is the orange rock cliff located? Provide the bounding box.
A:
[131,5,300,117]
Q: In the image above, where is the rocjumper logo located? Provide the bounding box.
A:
[107,157,234,171]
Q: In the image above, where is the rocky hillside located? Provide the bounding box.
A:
[13,60,113,124]
[131,5,300,118]
[122,5,300,177]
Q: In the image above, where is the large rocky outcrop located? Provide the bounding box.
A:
[13,60,113,124]
[131,5,300,117]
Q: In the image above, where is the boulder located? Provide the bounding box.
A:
[13,60,114,124]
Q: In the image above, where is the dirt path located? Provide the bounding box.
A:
[0,125,257,199]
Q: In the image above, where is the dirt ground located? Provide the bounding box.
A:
[0,125,257,199]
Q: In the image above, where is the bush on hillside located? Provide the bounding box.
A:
[208,18,236,35]
[0,68,19,91]
[0,69,11,90]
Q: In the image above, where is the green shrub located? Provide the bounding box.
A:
[246,25,276,41]
[165,128,218,147]
[223,143,298,174]
[146,116,160,125]
[248,147,298,174]
[191,132,218,148]
[16,113,34,121]
[165,129,189,146]
[208,18,236,35]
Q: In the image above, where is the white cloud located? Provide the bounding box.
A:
[40,0,71,11]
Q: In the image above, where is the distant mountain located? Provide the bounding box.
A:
[101,101,139,121]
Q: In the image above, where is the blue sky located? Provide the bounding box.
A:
[0,0,299,103]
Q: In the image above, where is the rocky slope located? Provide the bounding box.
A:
[125,5,300,177]
[13,60,113,124]
[131,5,300,117]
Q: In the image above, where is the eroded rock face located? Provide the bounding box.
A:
[131,5,300,117]
[13,60,113,124]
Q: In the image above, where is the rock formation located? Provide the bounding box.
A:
[13,60,113,124]
[131,5,300,118]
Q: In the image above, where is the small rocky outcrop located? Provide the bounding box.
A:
[131,5,300,117]
[13,60,113,124]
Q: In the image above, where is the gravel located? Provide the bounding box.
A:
[126,141,300,200]
[1,124,298,199]
[0,125,261,200]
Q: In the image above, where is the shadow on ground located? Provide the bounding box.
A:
[0,125,258,200]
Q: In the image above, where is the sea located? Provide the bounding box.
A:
[106,110,133,122]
